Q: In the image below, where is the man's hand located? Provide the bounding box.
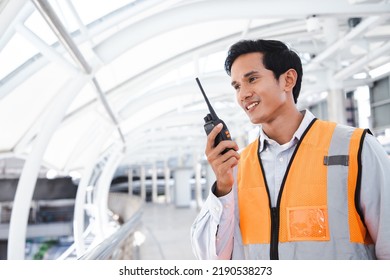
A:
[205,123,240,197]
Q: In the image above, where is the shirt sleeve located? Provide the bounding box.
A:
[360,134,390,259]
[190,182,235,260]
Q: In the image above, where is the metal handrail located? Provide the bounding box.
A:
[78,208,143,260]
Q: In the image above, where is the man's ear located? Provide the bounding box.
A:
[283,69,297,92]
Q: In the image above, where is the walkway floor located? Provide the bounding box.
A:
[137,201,200,260]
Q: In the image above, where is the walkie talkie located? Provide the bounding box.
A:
[196,77,232,153]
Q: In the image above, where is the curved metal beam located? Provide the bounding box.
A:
[31,0,126,144]
[305,15,389,71]
[7,74,89,259]
[94,0,390,63]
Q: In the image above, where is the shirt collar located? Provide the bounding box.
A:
[258,109,316,152]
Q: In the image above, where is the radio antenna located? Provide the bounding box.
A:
[195,77,218,119]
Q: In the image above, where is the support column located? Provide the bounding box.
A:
[327,86,347,124]
[140,166,146,201]
[194,161,203,209]
[174,167,192,208]
[323,17,347,124]
[94,146,124,240]
[7,75,88,260]
[127,168,133,196]
[164,163,171,204]
[73,159,95,257]
[151,163,158,203]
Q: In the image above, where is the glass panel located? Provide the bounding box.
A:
[370,76,389,103]
[372,103,390,129]
[0,34,39,80]
[70,0,135,25]
[0,63,73,150]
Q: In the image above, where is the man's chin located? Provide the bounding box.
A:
[248,115,261,125]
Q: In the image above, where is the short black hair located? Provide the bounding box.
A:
[224,39,303,103]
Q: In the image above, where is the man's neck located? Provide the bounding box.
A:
[262,108,304,145]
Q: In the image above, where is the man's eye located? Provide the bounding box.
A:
[249,77,257,83]
[234,85,240,91]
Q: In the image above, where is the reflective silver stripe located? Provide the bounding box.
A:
[327,124,353,248]
[243,242,375,259]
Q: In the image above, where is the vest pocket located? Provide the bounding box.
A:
[286,205,330,241]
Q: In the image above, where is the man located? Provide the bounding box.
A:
[191,39,390,260]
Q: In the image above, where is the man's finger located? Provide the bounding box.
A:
[206,123,223,150]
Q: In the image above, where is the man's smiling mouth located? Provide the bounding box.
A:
[246,102,259,110]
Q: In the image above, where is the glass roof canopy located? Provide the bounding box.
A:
[1,0,390,174]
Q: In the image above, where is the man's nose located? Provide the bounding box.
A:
[239,84,253,101]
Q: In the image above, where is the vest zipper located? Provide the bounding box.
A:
[257,119,317,260]
[270,207,279,260]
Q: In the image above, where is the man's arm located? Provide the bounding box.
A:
[360,134,390,259]
[191,184,235,260]
[191,122,241,259]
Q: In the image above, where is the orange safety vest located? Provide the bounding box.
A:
[237,119,374,259]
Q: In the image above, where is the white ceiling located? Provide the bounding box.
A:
[0,0,390,175]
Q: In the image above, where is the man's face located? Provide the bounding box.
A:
[230,52,288,125]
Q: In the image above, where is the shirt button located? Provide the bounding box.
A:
[214,207,220,212]
[279,157,283,162]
